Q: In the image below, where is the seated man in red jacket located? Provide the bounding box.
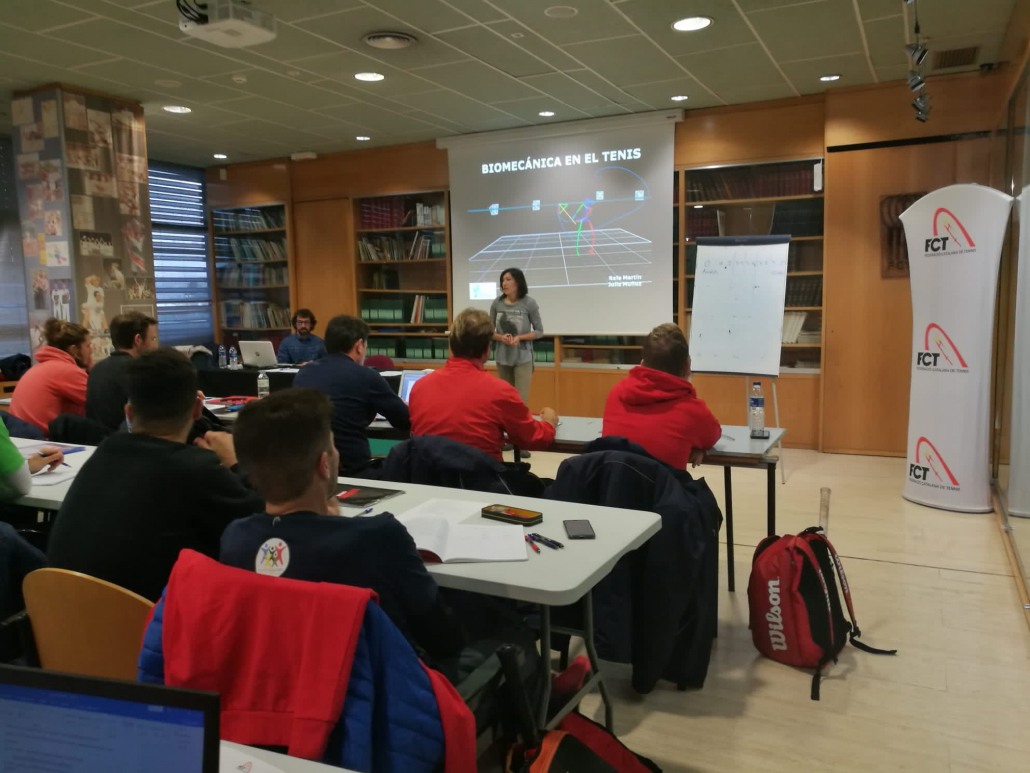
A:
[602,323,721,469]
[408,308,558,460]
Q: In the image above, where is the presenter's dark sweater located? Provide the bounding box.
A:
[85,350,133,430]
[47,433,263,601]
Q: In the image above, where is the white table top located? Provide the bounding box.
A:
[0,397,10,405]
[11,437,96,510]
[221,741,351,772]
[337,476,660,607]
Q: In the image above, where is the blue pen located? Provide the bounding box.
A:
[38,451,70,468]
[359,507,374,515]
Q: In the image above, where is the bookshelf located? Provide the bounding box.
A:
[679,159,825,373]
[354,191,452,359]
[211,203,294,347]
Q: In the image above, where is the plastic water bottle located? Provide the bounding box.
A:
[257,370,270,399]
[749,381,765,437]
[218,345,227,369]
[229,346,239,370]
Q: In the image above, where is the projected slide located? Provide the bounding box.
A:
[447,121,675,334]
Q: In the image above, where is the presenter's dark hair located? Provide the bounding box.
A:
[450,308,494,359]
[292,308,317,329]
[127,348,198,430]
[499,267,528,300]
[234,388,334,502]
[642,323,690,376]
[324,314,369,355]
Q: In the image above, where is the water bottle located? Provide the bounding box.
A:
[229,346,239,370]
[257,370,270,399]
[218,345,227,369]
[749,381,765,437]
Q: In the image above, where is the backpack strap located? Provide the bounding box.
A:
[792,537,841,701]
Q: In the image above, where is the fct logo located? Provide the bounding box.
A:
[916,323,969,372]
[909,437,960,489]
[925,208,975,254]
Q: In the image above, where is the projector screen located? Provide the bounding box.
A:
[446,120,675,335]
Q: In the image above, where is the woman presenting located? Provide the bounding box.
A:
[490,266,544,417]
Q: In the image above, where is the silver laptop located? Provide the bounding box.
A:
[374,370,427,421]
[239,340,277,368]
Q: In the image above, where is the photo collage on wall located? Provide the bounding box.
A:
[14,88,153,361]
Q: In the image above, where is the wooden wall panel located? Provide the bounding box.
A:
[291,142,448,202]
[822,138,993,456]
[558,369,629,418]
[292,198,356,327]
[527,367,557,414]
[206,160,291,210]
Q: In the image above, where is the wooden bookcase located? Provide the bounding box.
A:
[353,191,452,363]
[211,203,294,348]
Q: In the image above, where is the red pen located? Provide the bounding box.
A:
[525,535,540,554]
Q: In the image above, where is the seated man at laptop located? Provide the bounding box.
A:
[48,348,264,601]
[85,311,158,430]
[293,315,409,474]
[408,308,557,460]
[602,322,721,469]
[277,308,325,365]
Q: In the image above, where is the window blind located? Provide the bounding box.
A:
[0,138,29,357]
[148,163,212,346]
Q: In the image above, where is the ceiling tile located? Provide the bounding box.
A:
[517,71,617,110]
[720,82,800,105]
[482,95,584,122]
[296,7,468,69]
[437,0,511,24]
[486,20,584,72]
[138,98,254,128]
[738,0,823,9]
[865,15,908,69]
[748,0,865,62]
[856,0,903,21]
[489,0,637,46]
[212,118,338,146]
[287,51,430,97]
[75,59,247,102]
[616,0,758,56]
[230,0,366,24]
[203,70,356,109]
[399,89,523,128]
[620,76,714,109]
[233,21,341,62]
[565,69,647,107]
[875,64,910,82]
[416,60,539,103]
[211,96,336,131]
[303,78,408,110]
[581,104,633,118]
[563,35,681,88]
[2,0,97,32]
[394,105,467,133]
[363,0,480,34]
[779,52,876,94]
[63,0,187,39]
[0,23,116,69]
[677,42,784,93]
[313,102,439,135]
[435,26,554,78]
[919,0,1015,38]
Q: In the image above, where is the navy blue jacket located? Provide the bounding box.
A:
[293,354,410,473]
[545,437,722,692]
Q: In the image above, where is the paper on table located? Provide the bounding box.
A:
[220,745,286,773]
[404,517,527,563]
[30,469,78,487]
[395,498,491,526]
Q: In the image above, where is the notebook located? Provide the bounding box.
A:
[335,484,404,508]
[403,517,527,564]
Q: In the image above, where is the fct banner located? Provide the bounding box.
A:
[900,184,1013,512]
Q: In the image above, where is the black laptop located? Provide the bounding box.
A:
[0,664,220,772]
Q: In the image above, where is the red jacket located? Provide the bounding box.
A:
[11,346,88,432]
[409,358,556,460]
[602,366,721,470]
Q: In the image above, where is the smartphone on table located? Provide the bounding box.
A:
[563,519,595,540]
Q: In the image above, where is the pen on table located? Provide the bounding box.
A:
[38,451,70,468]
[358,506,375,516]
[721,433,736,442]
[525,535,540,554]
[529,533,562,550]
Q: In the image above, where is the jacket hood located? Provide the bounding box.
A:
[619,366,696,406]
[34,345,80,368]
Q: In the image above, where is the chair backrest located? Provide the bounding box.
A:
[22,569,154,681]
[364,355,395,370]
[46,414,113,445]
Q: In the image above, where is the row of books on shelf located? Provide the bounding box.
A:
[360,297,448,323]
[359,197,445,229]
[770,201,824,238]
[561,336,641,347]
[563,351,636,366]
[213,208,285,232]
[358,232,446,262]
[787,276,823,307]
[217,264,289,288]
[368,338,450,360]
[781,312,821,344]
[215,236,287,262]
[220,301,291,330]
[686,164,817,202]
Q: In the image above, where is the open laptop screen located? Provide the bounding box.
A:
[0,666,218,773]
[398,371,427,403]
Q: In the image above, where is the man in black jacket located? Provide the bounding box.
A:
[85,311,159,430]
[48,348,263,601]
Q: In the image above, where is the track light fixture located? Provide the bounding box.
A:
[915,111,929,123]
[912,93,930,112]
[905,43,928,66]
[907,71,925,92]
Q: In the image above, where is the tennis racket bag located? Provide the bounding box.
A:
[748,527,896,699]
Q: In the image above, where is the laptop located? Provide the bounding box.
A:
[0,664,220,772]
[374,370,428,422]
[239,340,277,369]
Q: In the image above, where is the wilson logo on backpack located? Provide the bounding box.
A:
[748,527,896,700]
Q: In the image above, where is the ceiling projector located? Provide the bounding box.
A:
[179,0,276,48]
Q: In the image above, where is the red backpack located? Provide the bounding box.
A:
[748,527,896,699]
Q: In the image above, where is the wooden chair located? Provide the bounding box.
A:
[22,569,154,681]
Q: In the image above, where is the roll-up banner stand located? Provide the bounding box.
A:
[900,184,1013,513]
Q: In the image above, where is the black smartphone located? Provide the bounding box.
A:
[563,519,595,540]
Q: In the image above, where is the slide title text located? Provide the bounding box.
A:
[482,147,642,175]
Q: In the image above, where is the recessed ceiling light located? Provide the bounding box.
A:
[545,5,578,17]
[354,72,385,82]
[693,204,703,209]
[287,70,301,77]
[154,79,181,88]
[820,74,841,82]
[162,105,192,114]
[539,111,555,117]
[231,74,248,84]
[671,95,689,101]
[363,31,417,50]
[673,16,713,32]
[213,153,228,159]
[356,135,371,141]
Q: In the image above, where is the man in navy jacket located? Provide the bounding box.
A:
[293,315,409,474]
